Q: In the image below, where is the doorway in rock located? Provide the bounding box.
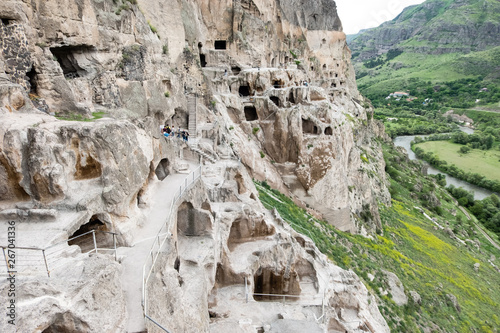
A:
[244,106,258,121]
[49,45,93,79]
[302,118,319,135]
[239,85,250,97]
[270,96,280,107]
[214,40,227,50]
[155,158,170,181]
[68,215,108,252]
[200,54,207,67]
[253,268,301,301]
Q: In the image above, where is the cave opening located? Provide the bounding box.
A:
[288,91,295,104]
[325,127,333,136]
[273,80,283,89]
[155,158,170,181]
[174,257,180,272]
[1,19,13,26]
[253,268,301,301]
[227,218,275,251]
[68,215,107,252]
[26,67,37,94]
[214,40,227,50]
[231,66,241,75]
[50,45,92,79]
[244,106,258,121]
[239,85,250,97]
[270,96,280,107]
[42,313,90,333]
[302,118,319,135]
[200,54,207,67]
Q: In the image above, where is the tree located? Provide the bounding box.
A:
[459,146,471,154]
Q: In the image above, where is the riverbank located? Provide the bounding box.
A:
[412,141,500,193]
[393,135,494,200]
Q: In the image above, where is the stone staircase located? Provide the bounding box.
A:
[188,95,197,147]
[190,146,218,164]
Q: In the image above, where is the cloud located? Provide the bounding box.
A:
[336,0,426,34]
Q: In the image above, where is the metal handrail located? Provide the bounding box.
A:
[0,229,118,277]
[142,165,202,331]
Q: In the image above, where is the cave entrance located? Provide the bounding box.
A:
[302,118,319,135]
[270,96,280,107]
[227,218,275,251]
[239,85,250,97]
[200,54,207,67]
[214,40,227,50]
[253,268,301,301]
[273,80,283,89]
[26,67,37,95]
[177,201,212,237]
[50,45,92,79]
[231,66,241,75]
[155,158,170,181]
[288,91,295,104]
[68,215,108,252]
[42,313,90,333]
[244,106,258,121]
[325,127,333,136]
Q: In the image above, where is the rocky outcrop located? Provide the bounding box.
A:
[0,255,126,332]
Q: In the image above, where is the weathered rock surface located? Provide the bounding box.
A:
[0,255,126,332]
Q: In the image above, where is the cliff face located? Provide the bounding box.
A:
[0,0,390,332]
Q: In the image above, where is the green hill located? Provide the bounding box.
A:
[348,0,500,109]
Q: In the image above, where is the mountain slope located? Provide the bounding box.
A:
[350,0,500,60]
[348,0,500,108]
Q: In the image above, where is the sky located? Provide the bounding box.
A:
[336,0,426,35]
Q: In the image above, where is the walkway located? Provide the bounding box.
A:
[118,161,198,333]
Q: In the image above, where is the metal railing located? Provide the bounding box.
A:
[142,165,202,331]
[0,230,118,278]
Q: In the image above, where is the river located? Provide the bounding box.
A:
[393,126,494,200]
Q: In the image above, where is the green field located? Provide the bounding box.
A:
[415,140,500,181]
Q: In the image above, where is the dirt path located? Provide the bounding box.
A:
[118,161,198,333]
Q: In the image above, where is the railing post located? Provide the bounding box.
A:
[2,247,9,272]
[283,295,285,305]
[113,233,117,261]
[42,249,50,277]
[245,276,248,303]
[92,230,98,254]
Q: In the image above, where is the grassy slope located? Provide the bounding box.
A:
[356,46,500,98]
[254,144,500,332]
[415,141,500,182]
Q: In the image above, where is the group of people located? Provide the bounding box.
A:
[161,124,189,142]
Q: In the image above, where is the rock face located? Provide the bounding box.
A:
[0,0,391,332]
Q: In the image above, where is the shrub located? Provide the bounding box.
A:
[253,127,260,135]
[164,91,170,98]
